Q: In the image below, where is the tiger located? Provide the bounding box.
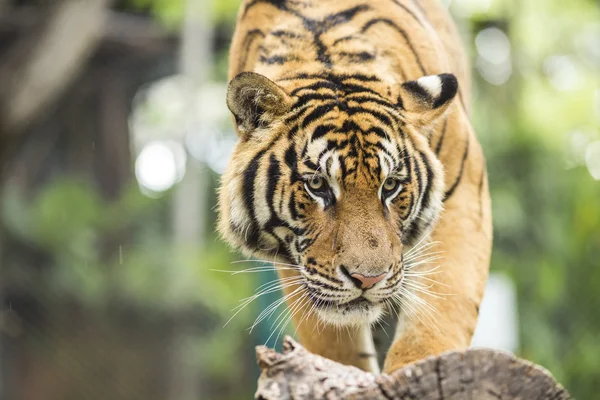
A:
[218,0,492,373]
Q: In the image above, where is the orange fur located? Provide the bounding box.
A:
[218,0,492,373]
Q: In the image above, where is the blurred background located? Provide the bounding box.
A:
[0,0,598,399]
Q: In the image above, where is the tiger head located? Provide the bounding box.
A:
[218,71,457,326]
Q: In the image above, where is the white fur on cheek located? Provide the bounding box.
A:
[417,75,442,98]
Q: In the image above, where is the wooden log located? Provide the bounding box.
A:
[255,336,570,400]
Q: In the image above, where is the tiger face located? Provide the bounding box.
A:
[218,71,457,326]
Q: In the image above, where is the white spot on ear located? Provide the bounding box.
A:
[417,75,442,98]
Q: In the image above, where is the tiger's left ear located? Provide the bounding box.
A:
[398,73,458,131]
[227,72,292,139]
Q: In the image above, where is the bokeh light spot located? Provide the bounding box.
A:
[476,27,511,65]
[135,141,187,193]
[475,27,512,86]
[543,55,582,91]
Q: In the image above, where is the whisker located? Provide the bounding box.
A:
[403,233,438,257]
[266,292,305,345]
[249,286,303,333]
[233,279,304,311]
[404,265,444,276]
[213,267,298,275]
[225,281,300,328]
[393,291,440,333]
[392,293,430,330]
[399,287,440,313]
[403,251,445,264]
[231,259,304,269]
[375,318,389,339]
[274,294,309,346]
[402,281,449,299]
[403,274,451,288]
[254,275,304,293]
[403,243,439,260]
[404,256,444,270]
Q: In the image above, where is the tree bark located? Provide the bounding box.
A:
[255,336,570,400]
[0,0,112,137]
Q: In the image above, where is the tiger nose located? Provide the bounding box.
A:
[349,271,387,290]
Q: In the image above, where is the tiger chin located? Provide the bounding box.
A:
[218,0,492,374]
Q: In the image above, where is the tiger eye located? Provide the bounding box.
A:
[309,176,325,190]
[383,177,398,191]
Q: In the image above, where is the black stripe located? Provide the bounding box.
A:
[286,124,300,140]
[361,18,427,75]
[338,82,382,97]
[266,154,281,218]
[306,279,346,292]
[435,119,448,155]
[290,81,338,96]
[332,35,356,46]
[284,143,299,178]
[345,94,396,109]
[444,133,470,200]
[417,150,434,213]
[366,127,390,139]
[294,93,338,105]
[311,124,336,141]
[478,165,486,222]
[278,72,381,82]
[346,106,395,128]
[271,29,302,38]
[259,54,299,65]
[300,103,336,128]
[374,141,398,161]
[283,103,327,126]
[402,80,432,102]
[322,5,371,29]
[241,150,268,246]
[413,148,424,211]
[337,51,375,62]
[303,159,319,170]
[288,193,301,221]
[392,0,424,27]
[237,29,265,72]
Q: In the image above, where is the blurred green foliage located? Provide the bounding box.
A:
[3,178,254,312]
[1,178,257,397]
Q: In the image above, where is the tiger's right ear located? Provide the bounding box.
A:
[226,72,292,138]
[398,73,458,132]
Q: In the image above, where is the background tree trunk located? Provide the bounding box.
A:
[0,0,113,181]
[255,337,571,400]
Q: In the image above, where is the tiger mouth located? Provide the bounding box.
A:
[310,294,375,310]
[308,292,386,325]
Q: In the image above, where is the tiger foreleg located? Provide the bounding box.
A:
[383,132,492,372]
